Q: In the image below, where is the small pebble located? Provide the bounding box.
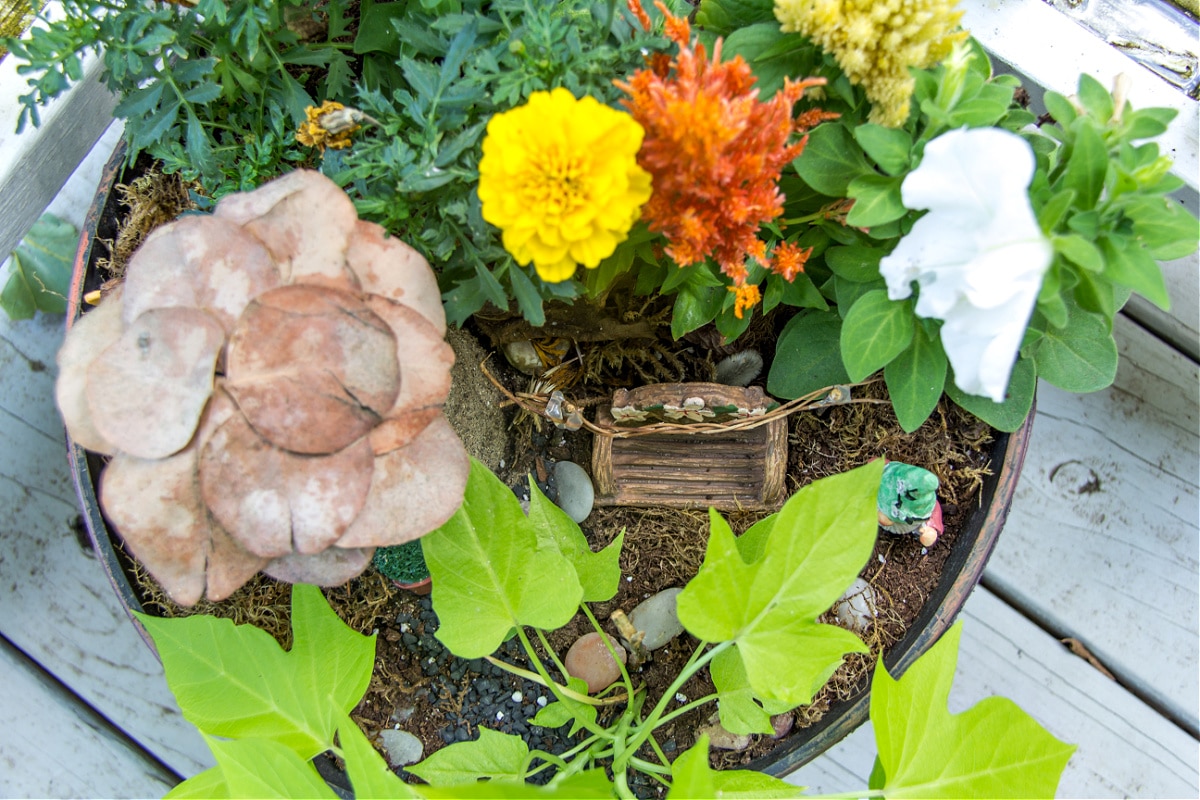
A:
[378,729,423,767]
[770,713,795,740]
[675,693,687,704]
[552,460,594,523]
[697,717,752,751]
[564,632,627,693]
[629,587,685,650]
[502,340,542,375]
[536,696,548,707]
[512,691,523,703]
[833,578,876,635]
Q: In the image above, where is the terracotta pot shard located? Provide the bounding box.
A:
[55,290,124,456]
[347,220,446,334]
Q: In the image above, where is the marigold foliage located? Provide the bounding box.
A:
[619,0,829,289]
[775,0,966,127]
[477,88,652,283]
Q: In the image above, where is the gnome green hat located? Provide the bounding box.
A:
[877,462,939,524]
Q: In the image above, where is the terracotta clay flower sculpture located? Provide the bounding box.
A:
[56,170,469,605]
[877,461,943,547]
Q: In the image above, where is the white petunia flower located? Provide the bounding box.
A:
[879,127,1053,403]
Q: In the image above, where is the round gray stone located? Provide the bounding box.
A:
[553,460,594,523]
[378,728,423,767]
[628,587,685,650]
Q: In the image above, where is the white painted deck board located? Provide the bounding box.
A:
[985,314,1200,735]
[0,637,178,799]
[788,586,1200,799]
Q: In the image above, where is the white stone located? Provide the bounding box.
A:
[378,729,423,767]
[833,578,877,635]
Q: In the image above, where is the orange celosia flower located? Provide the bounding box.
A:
[729,283,762,319]
[619,0,832,287]
[772,241,813,282]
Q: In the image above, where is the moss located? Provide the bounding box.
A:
[0,1,40,61]
[373,540,430,585]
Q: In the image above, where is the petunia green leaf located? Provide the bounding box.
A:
[841,289,915,381]
[884,324,948,433]
[1031,303,1118,393]
[873,623,1076,798]
[676,462,882,705]
[422,458,582,659]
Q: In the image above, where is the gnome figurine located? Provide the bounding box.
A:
[877,461,942,547]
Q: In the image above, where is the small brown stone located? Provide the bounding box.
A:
[564,632,627,694]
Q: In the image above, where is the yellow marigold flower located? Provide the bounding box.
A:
[775,0,967,127]
[296,101,358,152]
[478,88,653,283]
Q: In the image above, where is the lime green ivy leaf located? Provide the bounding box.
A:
[423,459,582,659]
[711,646,792,735]
[667,736,802,799]
[137,586,371,760]
[873,623,1076,798]
[419,770,614,799]
[853,123,912,175]
[677,463,882,705]
[408,727,529,786]
[204,735,337,800]
[1031,304,1118,393]
[338,717,420,799]
[767,310,850,400]
[527,479,622,603]
[846,174,907,227]
[1,213,76,320]
[734,515,775,564]
[165,767,229,799]
[841,289,915,382]
[291,584,376,737]
[528,676,598,737]
[884,325,948,433]
[946,356,1036,433]
[794,122,873,197]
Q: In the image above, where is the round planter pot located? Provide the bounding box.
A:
[65,142,1036,778]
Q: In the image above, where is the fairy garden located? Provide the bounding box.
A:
[10,0,1197,796]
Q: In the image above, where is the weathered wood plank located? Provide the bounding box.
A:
[0,636,179,798]
[787,586,1200,798]
[984,314,1199,735]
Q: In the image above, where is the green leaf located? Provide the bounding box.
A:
[1053,233,1104,273]
[884,325,948,433]
[1061,119,1107,210]
[840,290,914,381]
[527,478,622,603]
[779,272,828,310]
[354,2,407,53]
[853,124,913,175]
[137,599,358,759]
[873,623,1075,798]
[767,311,851,400]
[164,767,229,799]
[1036,189,1074,234]
[422,458,582,659]
[1075,73,1113,123]
[794,123,873,197]
[1121,195,1200,261]
[204,735,337,799]
[1098,235,1169,310]
[676,462,882,705]
[339,717,421,798]
[419,771,614,799]
[825,246,884,283]
[507,264,546,327]
[528,702,574,728]
[671,284,724,340]
[408,727,529,786]
[1042,91,1077,127]
[1031,305,1118,393]
[849,173,902,226]
[711,647,788,735]
[945,356,1036,433]
[667,736,801,799]
[2,213,76,320]
[722,22,814,98]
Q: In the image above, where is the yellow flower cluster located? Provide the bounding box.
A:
[478,88,652,282]
[296,101,359,152]
[775,0,966,127]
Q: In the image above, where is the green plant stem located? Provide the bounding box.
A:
[627,757,673,776]
[651,692,719,729]
[534,626,570,680]
[581,603,636,694]
[512,627,612,739]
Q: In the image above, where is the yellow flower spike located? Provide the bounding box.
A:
[477,88,652,283]
[295,100,359,152]
[775,0,967,127]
